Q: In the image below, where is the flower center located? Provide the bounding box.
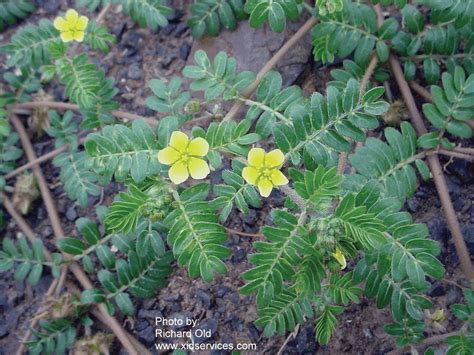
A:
[181,151,191,164]
[260,167,273,180]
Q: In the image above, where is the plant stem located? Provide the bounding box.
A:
[223,16,318,122]
[9,114,142,355]
[387,54,474,280]
[280,184,306,211]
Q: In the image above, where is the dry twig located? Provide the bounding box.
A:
[223,16,318,122]
[9,114,142,355]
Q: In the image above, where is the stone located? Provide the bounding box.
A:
[192,318,218,343]
[65,206,77,221]
[461,224,474,255]
[187,18,312,89]
[41,226,53,237]
[122,31,146,49]
[216,286,230,298]
[138,309,163,320]
[445,176,461,202]
[179,43,191,60]
[406,197,419,213]
[174,23,189,37]
[446,285,462,305]
[162,24,176,36]
[136,320,155,346]
[36,0,60,14]
[128,63,142,80]
[195,289,212,309]
[167,313,192,330]
[428,283,446,297]
[231,248,246,263]
[242,209,257,225]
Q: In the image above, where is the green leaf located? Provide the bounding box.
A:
[57,238,86,256]
[402,5,424,34]
[315,305,344,345]
[81,289,106,304]
[415,159,430,181]
[120,0,173,30]
[446,121,472,138]
[115,292,135,316]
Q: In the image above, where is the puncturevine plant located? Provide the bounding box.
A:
[0,0,473,354]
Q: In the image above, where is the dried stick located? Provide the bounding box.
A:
[96,3,111,24]
[1,192,53,261]
[387,55,474,280]
[369,3,474,280]
[9,114,141,355]
[438,148,474,162]
[277,324,300,355]
[225,227,263,238]
[387,330,461,355]
[337,50,379,175]
[409,80,432,102]
[12,101,156,126]
[359,55,379,99]
[408,82,474,130]
[65,282,152,355]
[1,193,62,355]
[5,136,87,180]
[223,16,318,122]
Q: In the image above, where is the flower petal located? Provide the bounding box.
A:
[168,161,189,184]
[242,167,259,185]
[76,16,89,30]
[73,30,85,42]
[157,147,180,165]
[65,9,79,23]
[332,249,347,270]
[188,137,209,157]
[60,31,74,42]
[247,148,265,167]
[169,131,189,152]
[257,179,273,197]
[270,169,289,186]
[53,17,69,31]
[188,158,210,179]
[265,149,285,168]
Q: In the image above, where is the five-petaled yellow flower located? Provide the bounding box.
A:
[158,131,210,184]
[242,148,289,197]
[332,248,347,270]
[54,9,89,43]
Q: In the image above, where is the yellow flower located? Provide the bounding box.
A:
[331,248,347,270]
[157,131,210,184]
[53,9,89,43]
[242,148,289,197]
